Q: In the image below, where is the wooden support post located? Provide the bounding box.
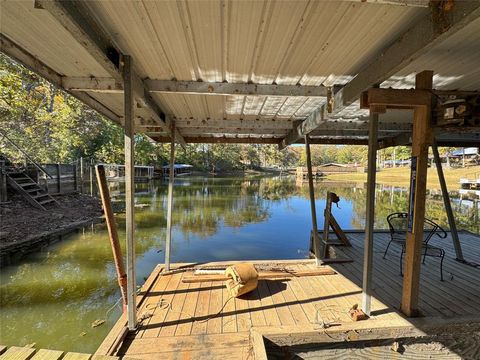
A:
[56,163,61,194]
[401,71,433,317]
[322,192,333,258]
[305,135,321,266]
[95,165,128,308]
[432,141,464,261]
[165,123,176,271]
[362,110,379,316]
[123,55,136,330]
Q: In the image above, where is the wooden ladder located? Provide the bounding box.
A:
[1,156,57,210]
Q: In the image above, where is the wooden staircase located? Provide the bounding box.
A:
[1,155,57,210]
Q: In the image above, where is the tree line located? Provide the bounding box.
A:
[0,54,459,172]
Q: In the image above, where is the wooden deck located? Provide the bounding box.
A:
[0,345,131,360]
[97,231,480,359]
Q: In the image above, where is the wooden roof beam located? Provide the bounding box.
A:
[170,128,288,136]
[142,117,411,132]
[361,88,431,109]
[34,0,186,147]
[62,77,329,97]
[150,136,283,144]
[281,1,480,148]
[145,80,328,97]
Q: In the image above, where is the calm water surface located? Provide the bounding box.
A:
[1,176,479,352]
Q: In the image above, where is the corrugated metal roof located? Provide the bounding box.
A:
[1,0,110,77]
[0,0,478,144]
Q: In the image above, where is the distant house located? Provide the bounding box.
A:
[449,147,479,158]
[446,148,479,166]
[162,164,193,177]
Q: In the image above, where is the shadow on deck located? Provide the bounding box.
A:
[96,231,480,359]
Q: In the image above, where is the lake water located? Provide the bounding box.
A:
[0,176,478,352]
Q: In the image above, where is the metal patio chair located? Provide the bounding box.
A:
[383,212,447,281]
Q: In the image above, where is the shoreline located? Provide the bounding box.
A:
[324,165,480,190]
[0,193,103,266]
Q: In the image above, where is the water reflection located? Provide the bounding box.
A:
[0,176,478,352]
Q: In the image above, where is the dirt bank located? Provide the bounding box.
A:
[0,193,102,245]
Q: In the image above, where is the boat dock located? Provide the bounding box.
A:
[96,230,480,359]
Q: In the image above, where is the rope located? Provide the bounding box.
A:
[137,295,236,326]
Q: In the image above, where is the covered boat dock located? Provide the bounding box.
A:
[1,0,479,357]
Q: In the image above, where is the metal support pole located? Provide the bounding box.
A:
[362,110,378,316]
[165,123,176,271]
[432,142,464,261]
[305,135,321,266]
[123,55,136,330]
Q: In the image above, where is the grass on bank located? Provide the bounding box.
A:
[325,165,480,189]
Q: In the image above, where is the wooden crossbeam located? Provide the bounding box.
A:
[363,88,431,109]
[150,136,283,144]
[145,79,328,97]
[62,77,329,97]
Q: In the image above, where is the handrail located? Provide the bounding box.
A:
[0,130,53,179]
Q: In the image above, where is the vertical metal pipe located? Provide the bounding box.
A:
[432,142,463,261]
[165,123,176,271]
[362,110,378,316]
[123,55,136,330]
[305,135,321,266]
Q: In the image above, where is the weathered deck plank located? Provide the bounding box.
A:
[100,231,480,359]
[30,349,64,360]
[62,353,91,360]
[0,347,36,360]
